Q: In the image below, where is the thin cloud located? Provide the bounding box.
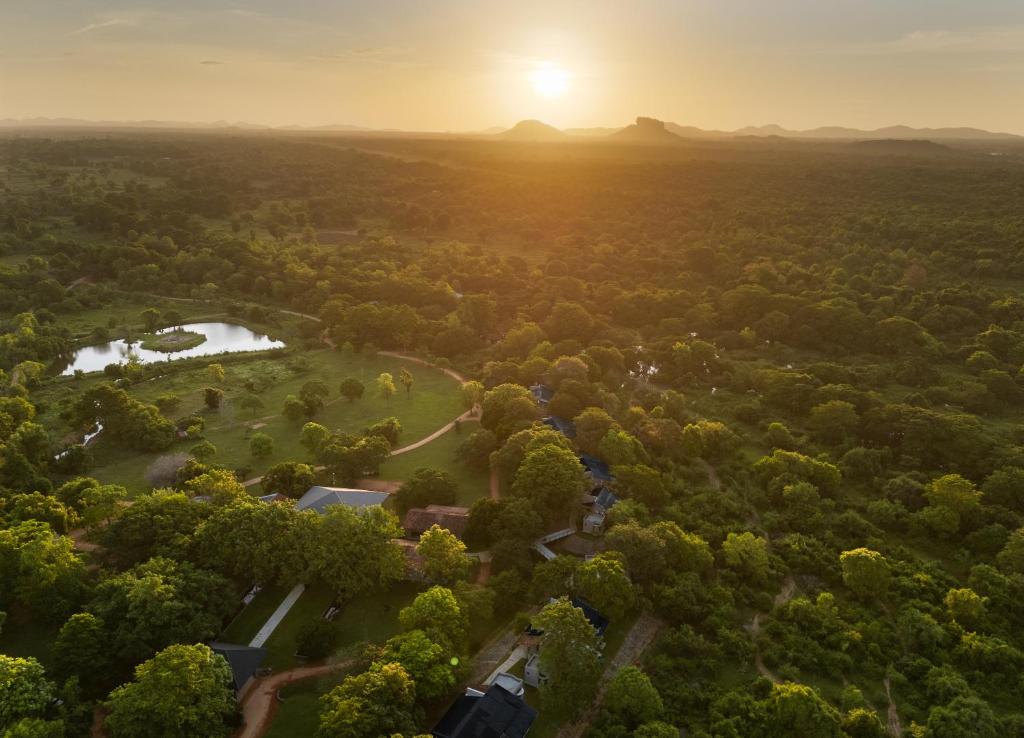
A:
[312,46,418,66]
[804,27,1024,57]
[200,60,226,65]
[70,18,134,36]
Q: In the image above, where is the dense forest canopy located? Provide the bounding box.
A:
[2,131,1024,738]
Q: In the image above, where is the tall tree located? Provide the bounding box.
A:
[416,525,471,584]
[377,373,396,404]
[318,662,416,738]
[399,367,414,397]
[532,598,603,717]
[104,644,236,738]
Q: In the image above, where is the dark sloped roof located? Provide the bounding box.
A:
[209,642,267,692]
[594,487,619,510]
[571,597,610,637]
[578,454,614,482]
[542,415,577,438]
[432,684,537,738]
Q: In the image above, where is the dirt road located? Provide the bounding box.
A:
[235,660,353,738]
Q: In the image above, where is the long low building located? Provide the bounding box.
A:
[295,485,391,514]
[403,504,470,539]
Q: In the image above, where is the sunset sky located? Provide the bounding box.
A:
[3,0,1024,132]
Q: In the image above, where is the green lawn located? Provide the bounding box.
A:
[261,584,337,671]
[218,585,290,645]
[378,422,490,506]
[44,347,464,495]
[261,581,425,671]
[330,581,425,647]
[264,669,353,738]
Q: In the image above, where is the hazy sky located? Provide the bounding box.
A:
[3,0,1024,132]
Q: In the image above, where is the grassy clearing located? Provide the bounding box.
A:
[54,294,232,343]
[262,585,336,671]
[41,348,464,495]
[264,669,354,738]
[218,584,290,645]
[330,581,425,647]
[378,422,490,506]
[261,581,424,671]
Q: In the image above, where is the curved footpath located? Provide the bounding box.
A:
[235,660,354,738]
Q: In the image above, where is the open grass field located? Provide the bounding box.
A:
[263,668,354,738]
[378,420,490,506]
[260,581,424,671]
[218,584,291,645]
[39,347,465,494]
[261,584,336,671]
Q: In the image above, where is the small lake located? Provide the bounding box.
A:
[60,322,286,375]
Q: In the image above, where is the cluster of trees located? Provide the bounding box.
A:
[4,133,1024,735]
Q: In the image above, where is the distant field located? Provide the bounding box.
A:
[39,347,465,494]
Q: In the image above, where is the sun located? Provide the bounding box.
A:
[529,63,570,99]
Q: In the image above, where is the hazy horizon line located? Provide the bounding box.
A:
[2,115,1023,138]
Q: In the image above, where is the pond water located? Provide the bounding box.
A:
[60,322,285,375]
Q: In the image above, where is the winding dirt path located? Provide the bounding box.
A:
[489,468,501,500]
[235,660,354,738]
[746,576,797,684]
[699,458,721,491]
[376,350,467,384]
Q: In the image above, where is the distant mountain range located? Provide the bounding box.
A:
[1,116,1021,142]
[500,117,1023,144]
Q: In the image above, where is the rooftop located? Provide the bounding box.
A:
[432,684,537,738]
[542,415,577,438]
[403,504,471,539]
[295,486,391,515]
[209,641,267,692]
[579,454,614,482]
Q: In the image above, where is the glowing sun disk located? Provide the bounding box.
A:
[530,64,570,98]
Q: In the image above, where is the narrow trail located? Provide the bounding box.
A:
[489,468,501,500]
[746,575,797,685]
[235,660,354,738]
[376,350,467,384]
[555,613,663,738]
[68,527,101,553]
[699,458,721,490]
[883,676,903,738]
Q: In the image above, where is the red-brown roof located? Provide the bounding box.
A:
[403,504,470,539]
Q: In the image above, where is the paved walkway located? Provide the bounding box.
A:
[235,659,353,738]
[249,583,306,648]
[485,644,528,685]
[470,623,526,685]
